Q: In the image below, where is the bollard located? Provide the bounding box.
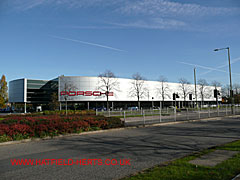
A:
[187,108,189,120]
[226,106,228,116]
[96,109,98,116]
[124,111,126,124]
[217,107,219,116]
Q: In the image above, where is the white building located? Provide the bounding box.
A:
[9,76,221,111]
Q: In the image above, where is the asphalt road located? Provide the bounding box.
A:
[1,116,240,180]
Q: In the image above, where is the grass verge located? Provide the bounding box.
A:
[115,114,170,118]
[123,140,240,180]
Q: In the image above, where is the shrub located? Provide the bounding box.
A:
[0,114,122,142]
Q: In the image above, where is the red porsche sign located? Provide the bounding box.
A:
[60,91,114,97]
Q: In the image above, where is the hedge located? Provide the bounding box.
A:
[0,114,123,142]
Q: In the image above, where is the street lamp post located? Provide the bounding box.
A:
[214,47,234,113]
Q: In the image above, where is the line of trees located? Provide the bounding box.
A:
[96,70,223,109]
[58,70,238,111]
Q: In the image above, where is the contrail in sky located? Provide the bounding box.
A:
[200,57,240,75]
[177,61,240,76]
[49,35,127,52]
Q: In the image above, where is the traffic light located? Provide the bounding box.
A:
[173,93,180,100]
[189,94,192,100]
[214,89,221,98]
[214,89,218,98]
[230,90,233,97]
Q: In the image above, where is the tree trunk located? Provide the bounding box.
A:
[107,95,109,111]
[138,96,140,110]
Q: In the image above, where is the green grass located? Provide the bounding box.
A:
[0,118,4,121]
[123,140,240,180]
[115,113,171,118]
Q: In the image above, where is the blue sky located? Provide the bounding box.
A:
[1,0,240,86]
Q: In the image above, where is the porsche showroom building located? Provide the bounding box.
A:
[9,76,221,112]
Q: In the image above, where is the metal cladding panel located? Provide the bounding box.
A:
[59,76,221,102]
[9,79,26,103]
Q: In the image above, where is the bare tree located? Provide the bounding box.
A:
[98,70,119,111]
[198,79,210,107]
[222,84,230,98]
[49,92,59,111]
[233,83,240,95]
[129,73,148,109]
[178,78,192,107]
[233,84,240,104]
[62,82,76,115]
[156,76,170,108]
[211,80,221,89]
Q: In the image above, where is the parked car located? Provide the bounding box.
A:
[128,106,138,111]
[95,107,107,111]
[0,108,13,113]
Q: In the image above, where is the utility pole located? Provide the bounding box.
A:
[227,47,234,113]
[194,68,197,109]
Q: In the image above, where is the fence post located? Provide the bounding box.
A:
[143,110,145,125]
[208,107,210,118]
[198,108,200,119]
[174,107,176,122]
[151,109,154,120]
[159,107,162,122]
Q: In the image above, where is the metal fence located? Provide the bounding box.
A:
[96,106,240,126]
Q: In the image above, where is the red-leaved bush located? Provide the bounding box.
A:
[0,114,123,141]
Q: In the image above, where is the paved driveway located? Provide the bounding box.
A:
[0,116,240,180]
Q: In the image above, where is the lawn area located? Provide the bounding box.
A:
[0,118,4,121]
[124,140,240,180]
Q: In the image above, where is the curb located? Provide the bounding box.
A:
[1,115,240,146]
[232,174,240,180]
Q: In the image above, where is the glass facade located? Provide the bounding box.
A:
[27,79,58,104]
